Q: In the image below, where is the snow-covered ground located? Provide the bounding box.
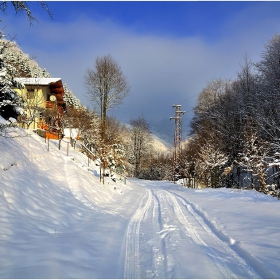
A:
[1,125,280,278]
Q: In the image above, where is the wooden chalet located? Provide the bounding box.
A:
[15,78,66,139]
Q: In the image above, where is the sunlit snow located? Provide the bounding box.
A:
[0,123,280,278]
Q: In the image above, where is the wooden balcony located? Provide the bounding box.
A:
[45,101,64,115]
[45,101,56,109]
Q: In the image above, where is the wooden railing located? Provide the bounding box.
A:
[45,101,56,108]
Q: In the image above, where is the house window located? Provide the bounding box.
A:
[26,89,36,99]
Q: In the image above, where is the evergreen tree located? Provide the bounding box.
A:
[63,84,81,108]
[0,33,23,121]
[0,39,51,78]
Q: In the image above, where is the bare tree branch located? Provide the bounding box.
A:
[0,1,53,25]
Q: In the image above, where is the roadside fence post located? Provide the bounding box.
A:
[67,142,69,156]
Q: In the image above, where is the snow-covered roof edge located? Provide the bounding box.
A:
[14,77,62,86]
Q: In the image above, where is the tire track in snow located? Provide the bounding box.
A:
[131,186,175,279]
[170,191,276,279]
[124,182,272,278]
[147,189,168,278]
[124,188,152,279]
[163,190,239,278]
[149,187,185,278]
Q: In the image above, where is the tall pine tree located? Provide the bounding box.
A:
[0,32,23,121]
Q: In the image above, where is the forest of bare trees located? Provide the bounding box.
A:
[185,34,280,197]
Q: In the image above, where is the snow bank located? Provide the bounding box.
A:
[0,127,137,278]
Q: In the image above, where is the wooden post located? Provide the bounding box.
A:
[47,137,49,152]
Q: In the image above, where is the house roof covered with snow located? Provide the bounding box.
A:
[15,77,65,105]
[15,77,62,86]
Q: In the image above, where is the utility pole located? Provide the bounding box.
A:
[170,104,185,183]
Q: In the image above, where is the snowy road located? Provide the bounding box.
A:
[122,180,272,279]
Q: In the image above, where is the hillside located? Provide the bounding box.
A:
[149,118,190,145]
[151,133,171,152]
[1,124,280,278]
[123,122,172,152]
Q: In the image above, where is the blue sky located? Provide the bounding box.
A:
[2,1,280,131]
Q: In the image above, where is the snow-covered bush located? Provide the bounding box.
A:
[194,141,228,188]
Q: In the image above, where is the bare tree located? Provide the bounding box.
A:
[129,115,152,177]
[84,54,130,141]
[255,34,280,140]
[84,54,129,183]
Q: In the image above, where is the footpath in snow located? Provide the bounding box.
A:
[0,127,280,278]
